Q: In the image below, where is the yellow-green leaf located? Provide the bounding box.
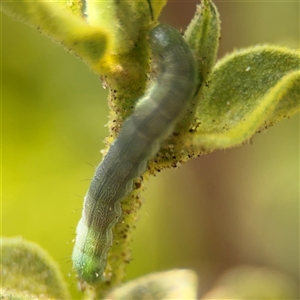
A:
[0,237,70,300]
[186,46,299,152]
[185,0,220,91]
[178,0,220,132]
[1,0,108,68]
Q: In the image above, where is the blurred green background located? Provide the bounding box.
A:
[1,1,299,298]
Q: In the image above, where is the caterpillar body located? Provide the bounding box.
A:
[72,24,197,283]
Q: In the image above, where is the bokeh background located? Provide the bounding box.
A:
[2,1,299,298]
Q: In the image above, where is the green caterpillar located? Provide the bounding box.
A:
[72,24,197,283]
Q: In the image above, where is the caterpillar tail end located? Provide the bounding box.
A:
[72,218,107,284]
[72,246,105,283]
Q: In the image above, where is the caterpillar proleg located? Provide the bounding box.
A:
[72,24,197,283]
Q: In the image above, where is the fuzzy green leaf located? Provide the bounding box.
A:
[0,237,70,300]
[185,0,220,91]
[0,0,108,69]
[104,269,198,300]
[182,46,299,153]
[150,46,299,170]
[0,0,163,117]
[177,0,220,133]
